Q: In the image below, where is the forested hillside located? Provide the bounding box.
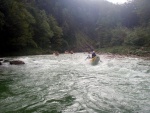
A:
[0,0,150,56]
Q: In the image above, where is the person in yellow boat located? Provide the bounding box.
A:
[92,51,96,58]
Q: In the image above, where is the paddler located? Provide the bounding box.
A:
[92,51,96,58]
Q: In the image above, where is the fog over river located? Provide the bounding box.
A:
[0,53,150,113]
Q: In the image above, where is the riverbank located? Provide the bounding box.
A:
[1,46,150,58]
[96,46,150,58]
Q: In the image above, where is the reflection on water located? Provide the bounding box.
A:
[0,53,150,113]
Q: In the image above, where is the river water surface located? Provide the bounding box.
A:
[0,53,150,113]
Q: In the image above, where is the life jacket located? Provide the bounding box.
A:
[92,53,96,58]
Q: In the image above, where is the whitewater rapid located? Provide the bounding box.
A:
[0,53,150,113]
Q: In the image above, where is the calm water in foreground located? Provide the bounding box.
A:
[0,53,150,113]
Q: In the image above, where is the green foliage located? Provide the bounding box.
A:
[75,32,93,51]
[120,3,139,28]
[95,24,111,48]
[48,15,63,51]
[0,0,37,53]
[132,0,150,25]
[32,9,53,49]
[110,26,129,46]
[125,27,150,46]
[97,46,131,54]
[0,0,150,56]
[0,0,64,55]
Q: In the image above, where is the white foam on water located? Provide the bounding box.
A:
[0,53,150,113]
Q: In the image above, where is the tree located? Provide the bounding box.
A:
[132,0,150,25]
[31,9,53,49]
[48,15,63,51]
[0,0,36,53]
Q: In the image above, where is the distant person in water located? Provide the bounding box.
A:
[92,51,96,58]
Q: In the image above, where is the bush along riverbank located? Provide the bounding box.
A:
[96,46,150,57]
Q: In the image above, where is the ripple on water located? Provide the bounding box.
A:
[0,53,150,113]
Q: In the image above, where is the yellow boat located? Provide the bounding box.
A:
[90,56,100,65]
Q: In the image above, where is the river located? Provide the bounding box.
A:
[0,53,150,113]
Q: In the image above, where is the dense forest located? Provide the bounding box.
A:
[0,0,150,56]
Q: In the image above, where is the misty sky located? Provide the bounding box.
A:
[107,0,128,4]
